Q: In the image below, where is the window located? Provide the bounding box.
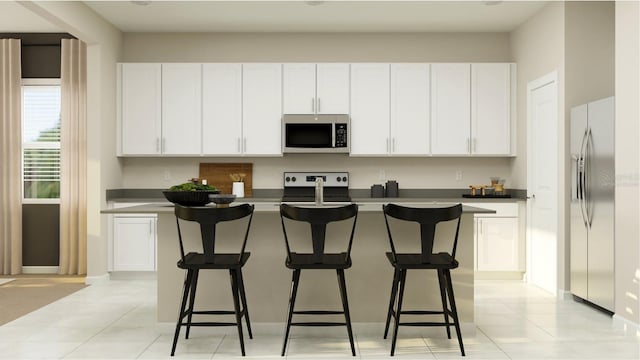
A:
[22,79,61,202]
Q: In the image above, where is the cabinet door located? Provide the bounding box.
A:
[202,64,243,155]
[283,63,316,114]
[431,63,471,155]
[113,217,156,271]
[390,63,430,155]
[242,63,282,156]
[471,63,511,155]
[350,63,390,156]
[316,63,350,114]
[161,63,202,155]
[476,217,519,271]
[120,63,161,155]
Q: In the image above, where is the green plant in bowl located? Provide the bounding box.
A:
[163,182,220,206]
[168,182,218,192]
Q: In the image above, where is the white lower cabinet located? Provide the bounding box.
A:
[112,214,157,271]
[468,203,524,275]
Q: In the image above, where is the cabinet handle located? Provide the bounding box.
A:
[149,221,152,236]
[386,137,390,153]
[156,138,160,153]
[392,138,396,153]
[317,98,321,113]
[243,137,247,153]
[162,138,166,153]
[311,98,315,112]
[467,138,470,153]
[237,138,241,153]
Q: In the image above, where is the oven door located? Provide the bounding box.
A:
[284,123,333,150]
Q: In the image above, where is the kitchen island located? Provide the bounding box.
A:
[103,199,493,329]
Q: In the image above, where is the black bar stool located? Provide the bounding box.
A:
[382,203,465,357]
[279,203,359,357]
[171,204,255,357]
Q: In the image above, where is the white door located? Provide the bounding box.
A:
[471,63,512,155]
[242,63,282,156]
[316,63,350,114]
[350,63,390,156]
[431,63,471,155]
[527,72,558,295]
[113,216,156,271]
[283,63,316,114]
[202,63,243,155]
[161,63,202,155]
[390,63,430,155]
[120,63,161,155]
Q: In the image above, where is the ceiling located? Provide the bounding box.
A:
[84,1,547,33]
[0,1,548,34]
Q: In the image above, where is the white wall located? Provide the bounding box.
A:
[119,32,518,190]
[20,1,123,280]
[614,0,640,327]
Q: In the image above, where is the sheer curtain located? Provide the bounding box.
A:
[0,39,22,275]
[59,39,87,275]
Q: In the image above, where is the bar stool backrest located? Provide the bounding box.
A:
[280,204,359,264]
[174,204,255,264]
[382,203,463,264]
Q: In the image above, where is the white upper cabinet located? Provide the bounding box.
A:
[316,63,350,114]
[202,63,243,155]
[471,63,512,155]
[120,63,162,155]
[242,63,282,156]
[350,63,390,156]
[390,63,430,155]
[161,63,202,155]
[430,63,471,155]
[283,63,350,115]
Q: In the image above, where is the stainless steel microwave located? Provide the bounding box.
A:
[282,114,350,153]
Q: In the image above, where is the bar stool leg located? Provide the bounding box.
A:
[171,269,193,356]
[185,269,199,339]
[281,269,301,357]
[390,269,407,357]
[437,269,451,339]
[229,270,246,356]
[383,268,401,339]
[337,269,356,356]
[444,269,465,356]
[236,269,253,339]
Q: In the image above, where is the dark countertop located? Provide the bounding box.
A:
[106,188,527,203]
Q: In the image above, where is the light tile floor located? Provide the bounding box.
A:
[0,279,638,359]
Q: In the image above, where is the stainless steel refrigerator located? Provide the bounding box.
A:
[570,96,615,312]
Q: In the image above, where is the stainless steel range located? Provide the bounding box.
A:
[282,172,351,203]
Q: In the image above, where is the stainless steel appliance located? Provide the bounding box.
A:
[570,96,614,312]
[282,172,351,203]
[282,114,349,153]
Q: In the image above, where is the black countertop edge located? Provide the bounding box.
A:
[107,188,526,202]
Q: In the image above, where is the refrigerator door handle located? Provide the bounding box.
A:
[578,129,589,228]
[585,128,594,228]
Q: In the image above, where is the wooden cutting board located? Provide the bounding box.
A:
[199,163,253,197]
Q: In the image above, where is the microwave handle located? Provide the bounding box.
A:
[332,123,336,147]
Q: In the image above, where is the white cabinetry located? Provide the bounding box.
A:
[112,213,157,272]
[350,63,390,156]
[283,63,350,114]
[469,203,523,274]
[431,63,471,155]
[202,63,243,155]
[242,63,283,156]
[471,63,513,155]
[119,63,161,155]
[390,63,430,155]
[161,64,202,155]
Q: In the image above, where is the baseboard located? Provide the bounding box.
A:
[109,271,157,280]
[474,271,524,280]
[22,266,59,274]
[558,289,572,301]
[613,314,640,335]
[85,273,110,285]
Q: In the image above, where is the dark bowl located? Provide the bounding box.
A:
[209,194,237,205]
[162,190,220,206]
